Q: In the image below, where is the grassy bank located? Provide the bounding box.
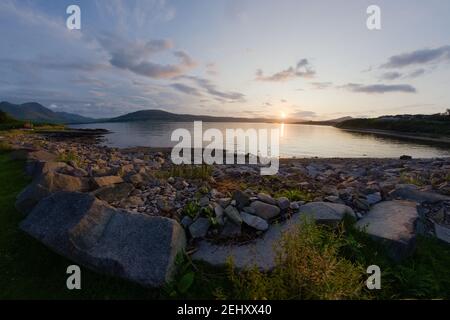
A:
[0,148,449,299]
[336,115,450,137]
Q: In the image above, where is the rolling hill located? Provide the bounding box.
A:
[0,102,95,124]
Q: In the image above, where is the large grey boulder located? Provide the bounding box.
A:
[20,192,186,287]
[434,223,450,244]
[26,161,68,179]
[389,184,450,203]
[298,202,355,226]
[355,200,418,261]
[16,171,90,215]
[192,213,305,270]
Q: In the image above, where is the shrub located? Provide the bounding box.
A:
[57,151,80,166]
[161,164,213,180]
[228,219,366,300]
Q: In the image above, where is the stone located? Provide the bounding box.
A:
[217,198,231,208]
[232,190,250,209]
[355,201,418,261]
[224,205,243,225]
[199,196,210,207]
[181,216,194,229]
[126,196,145,207]
[128,173,144,187]
[193,212,307,270]
[250,201,280,220]
[354,198,370,211]
[242,206,256,214]
[240,212,269,231]
[298,202,355,226]
[20,192,186,287]
[26,161,68,179]
[28,150,58,162]
[15,171,90,215]
[189,218,211,239]
[92,183,134,203]
[366,192,382,205]
[324,195,343,204]
[257,193,277,205]
[93,175,123,188]
[214,205,224,224]
[390,184,450,203]
[277,197,290,210]
[434,223,450,244]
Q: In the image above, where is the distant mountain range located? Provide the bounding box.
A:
[0,102,95,124]
[0,101,351,125]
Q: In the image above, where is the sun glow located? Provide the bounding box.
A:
[280,112,286,120]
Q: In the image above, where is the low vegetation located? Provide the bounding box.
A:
[275,189,315,202]
[227,219,366,299]
[57,151,80,166]
[337,112,450,136]
[160,164,213,180]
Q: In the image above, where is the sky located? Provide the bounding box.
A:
[0,0,449,120]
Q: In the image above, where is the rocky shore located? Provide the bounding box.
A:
[2,131,450,287]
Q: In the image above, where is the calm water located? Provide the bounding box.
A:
[71,121,450,158]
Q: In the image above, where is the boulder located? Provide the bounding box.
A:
[189,217,210,239]
[92,183,134,203]
[232,190,250,209]
[366,192,382,205]
[355,201,418,261]
[257,193,277,205]
[224,205,243,225]
[250,201,280,220]
[434,223,450,244]
[240,212,269,231]
[16,171,90,215]
[298,202,355,226]
[193,212,305,270]
[20,192,186,287]
[93,175,124,188]
[27,150,58,162]
[389,184,450,203]
[26,161,68,179]
[277,197,290,210]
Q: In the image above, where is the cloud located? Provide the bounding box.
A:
[170,83,201,96]
[310,82,333,89]
[182,76,245,102]
[381,45,450,68]
[408,68,426,78]
[380,71,402,80]
[341,83,417,94]
[97,34,196,79]
[255,59,315,82]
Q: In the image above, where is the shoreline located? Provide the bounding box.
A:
[340,128,450,145]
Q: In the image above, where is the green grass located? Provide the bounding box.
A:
[1,149,449,299]
[57,150,80,166]
[275,189,315,202]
